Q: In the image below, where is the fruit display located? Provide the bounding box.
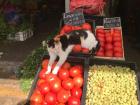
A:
[59,23,92,54]
[30,59,84,105]
[86,65,138,105]
[95,26,124,60]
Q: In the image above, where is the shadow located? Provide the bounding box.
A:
[17,100,29,105]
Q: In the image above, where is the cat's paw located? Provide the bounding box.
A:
[52,70,58,75]
[45,70,51,74]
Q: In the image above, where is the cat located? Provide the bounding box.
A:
[45,29,100,74]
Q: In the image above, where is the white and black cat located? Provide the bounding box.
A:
[45,29,100,74]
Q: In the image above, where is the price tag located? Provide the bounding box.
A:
[103,17,121,28]
[63,9,85,26]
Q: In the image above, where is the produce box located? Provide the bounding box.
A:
[26,54,87,105]
[83,58,140,105]
[95,26,125,60]
[59,18,97,57]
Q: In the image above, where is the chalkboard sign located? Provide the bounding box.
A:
[63,9,85,26]
[103,17,121,28]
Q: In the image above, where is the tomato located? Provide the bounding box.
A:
[72,45,82,53]
[73,65,83,74]
[96,33,105,38]
[33,88,41,94]
[42,59,49,69]
[30,102,42,105]
[82,48,90,54]
[63,25,72,33]
[113,36,121,42]
[37,79,46,88]
[96,51,104,57]
[60,29,65,34]
[96,28,105,34]
[105,33,113,43]
[114,52,123,57]
[39,69,46,79]
[69,66,82,77]
[62,78,74,90]
[50,78,61,93]
[105,50,113,57]
[30,93,43,104]
[58,68,69,80]
[73,76,83,88]
[97,36,105,42]
[45,73,59,84]
[111,28,114,36]
[57,89,71,103]
[114,41,122,47]
[98,47,104,52]
[113,32,121,37]
[68,97,80,105]
[45,92,56,104]
[62,62,71,70]
[73,26,82,30]
[39,82,50,95]
[56,103,65,105]
[82,23,92,30]
[105,43,113,50]
[42,101,50,105]
[114,47,123,53]
[71,87,82,99]
[100,41,105,48]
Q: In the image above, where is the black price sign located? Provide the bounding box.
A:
[103,17,121,28]
[63,9,85,26]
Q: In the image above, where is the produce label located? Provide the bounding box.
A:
[103,17,121,28]
[63,9,85,26]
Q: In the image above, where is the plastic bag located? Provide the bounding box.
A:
[70,0,106,15]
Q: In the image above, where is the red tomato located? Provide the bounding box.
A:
[96,33,105,38]
[114,52,123,57]
[73,76,84,88]
[45,73,58,84]
[111,28,114,36]
[50,78,61,93]
[96,51,104,57]
[105,50,113,57]
[97,36,105,42]
[62,78,74,90]
[114,41,122,47]
[98,47,104,52]
[71,87,82,99]
[82,48,90,54]
[57,89,71,103]
[105,33,113,43]
[69,66,82,77]
[37,79,46,88]
[58,68,69,80]
[42,101,50,105]
[72,45,82,53]
[42,59,49,69]
[39,69,46,79]
[30,102,42,105]
[33,88,41,94]
[62,62,71,70]
[73,65,83,74]
[105,43,113,50]
[96,28,105,34]
[56,103,65,105]
[113,36,121,42]
[39,82,50,95]
[73,26,82,30]
[68,97,80,105]
[100,41,105,48]
[45,92,56,104]
[82,23,92,30]
[30,93,43,104]
[113,32,121,37]
[63,25,72,33]
[114,47,123,53]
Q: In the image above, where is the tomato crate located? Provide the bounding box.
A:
[95,26,125,60]
[82,58,140,105]
[26,54,88,105]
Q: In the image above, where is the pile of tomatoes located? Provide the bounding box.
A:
[30,59,84,105]
[59,23,93,54]
[95,27,124,58]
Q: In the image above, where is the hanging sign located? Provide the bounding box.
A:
[103,17,121,28]
[63,9,85,26]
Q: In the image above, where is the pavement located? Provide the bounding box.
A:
[0,13,140,105]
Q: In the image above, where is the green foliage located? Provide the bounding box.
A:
[18,47,46,79]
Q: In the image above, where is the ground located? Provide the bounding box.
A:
[0,13,140,105]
